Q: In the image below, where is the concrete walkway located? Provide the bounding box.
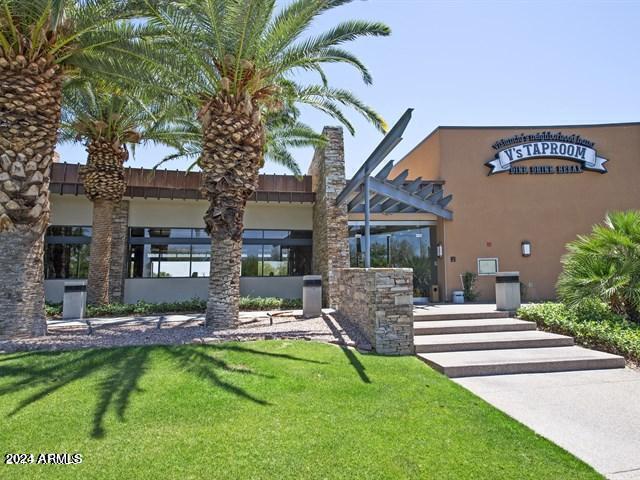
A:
[456,368,640,479]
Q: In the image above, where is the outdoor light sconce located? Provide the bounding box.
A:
[436,243,443,258]
[521,240,531,257]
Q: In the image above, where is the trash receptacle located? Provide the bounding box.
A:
[302,275,322,318]
[495,272,520,311]
[63,281,87,320]
[452,290,464,304]
[430,285,440,303]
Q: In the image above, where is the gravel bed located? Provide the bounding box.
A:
[0,310,371,354]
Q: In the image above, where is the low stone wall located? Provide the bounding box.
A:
[334,268,414,355]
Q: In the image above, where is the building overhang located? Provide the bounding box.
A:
[50,163,315,203]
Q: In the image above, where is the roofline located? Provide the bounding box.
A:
[398,120,640,165]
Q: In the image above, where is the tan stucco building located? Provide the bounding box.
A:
[45,122,640,306]
[393,122,640,302]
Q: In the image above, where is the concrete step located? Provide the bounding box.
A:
[414,330,574,353]
[414,318,536,335]
[413,310,511,322]
[417,346,626,378]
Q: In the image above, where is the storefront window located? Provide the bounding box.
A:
[157,244,191,278]
[125,228,312,278]
[190,244,210,277]
[44,226,92,279]
[348,224,437,296]
[241,244,263,276]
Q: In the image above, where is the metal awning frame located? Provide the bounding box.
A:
[336,109,453,267]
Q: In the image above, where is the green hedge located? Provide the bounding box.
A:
[518,300,640,364]
[46,297,302,319]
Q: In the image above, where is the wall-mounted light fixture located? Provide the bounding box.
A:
[436,243,443,258]
[521,240,531,257]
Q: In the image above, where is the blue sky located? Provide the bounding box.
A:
[56,0,640,177]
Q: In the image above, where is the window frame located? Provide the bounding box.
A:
[127,227,313,278]
[477,257,499,276]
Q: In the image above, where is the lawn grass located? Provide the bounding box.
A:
[0,341,600,479]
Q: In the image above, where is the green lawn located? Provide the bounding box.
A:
[0,341,600,479]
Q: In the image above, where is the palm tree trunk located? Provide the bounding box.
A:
[87,199,115,305]
[80,140,127,305]
[0,58,62,337]
[198,93,265,328]
[0,228,47,337]
[207,236,242,327]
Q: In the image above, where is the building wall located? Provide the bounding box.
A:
[45,277,303,304]
[395,123,640,302]
[127,198,313,230]
[46,194,313,303]
[50,195,93,225]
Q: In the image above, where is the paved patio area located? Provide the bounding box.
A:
[456,368,640,479]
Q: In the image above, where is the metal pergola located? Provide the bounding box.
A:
[336,109,453,268]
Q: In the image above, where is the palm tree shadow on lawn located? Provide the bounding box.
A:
[0,343,325,439]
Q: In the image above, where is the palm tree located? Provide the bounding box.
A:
[0,0,150,336]
[156,107,328,177]
[557,210,640,322]
[134,0,390,328]
[60,78,184,305]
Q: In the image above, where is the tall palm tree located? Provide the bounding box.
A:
[0,0,148,337]
[60,79,184,305]
[135,0,390,328]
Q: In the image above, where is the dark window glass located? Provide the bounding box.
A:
[158,244,191,277]
[241,244,262,276]
[190,244,210,277]
[262,244,287,276]
[289,230,312,240]
[192,228,209,240]
[348,225,437,296]
[127,228,312,278]
[46,225,92,239]
[147,228,171,238]
[242,230,263,239]
[44,244,90,279]
[285,245,312,276]
[263,230,289,239]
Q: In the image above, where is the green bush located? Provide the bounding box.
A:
[461,272,478,302]
[518,301,640,364]
[46,297,302,319]
[557,210,640,322]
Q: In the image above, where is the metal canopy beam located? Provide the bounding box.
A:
[335,108,453,268]
[336,108,413,206]
[368,177,453,220]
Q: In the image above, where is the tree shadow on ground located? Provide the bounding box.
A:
[0,342,323,439]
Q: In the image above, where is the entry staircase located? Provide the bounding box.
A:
[414,307,625,378]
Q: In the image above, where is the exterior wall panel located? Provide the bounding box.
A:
[395,123,640,302]
[45,277,304,304]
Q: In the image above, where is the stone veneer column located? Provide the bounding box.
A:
[334,268,414,355]
[307,127,349,307]
[108,200,129,303]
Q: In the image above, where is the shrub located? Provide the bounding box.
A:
[46,297,302,319]
[461,272,478,302]
[557,210,640,322]
[518,301,640,364]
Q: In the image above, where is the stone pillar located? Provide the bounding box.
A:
[108,200,129,303]
[334,268,414,355]
[307,127,349,307]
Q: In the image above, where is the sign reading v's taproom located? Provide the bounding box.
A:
[486,131,608,175]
